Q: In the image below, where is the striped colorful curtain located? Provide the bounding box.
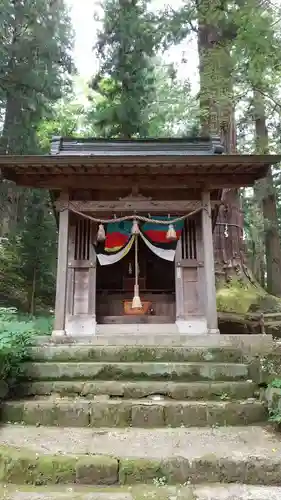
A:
[140,216,184,262]
[95,217,184,266]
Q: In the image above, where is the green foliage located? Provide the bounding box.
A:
[266,379,281,426]
[87,62,199,138]
[91,0,158,138]
[0,307,33,399]
[270,379,281,389]
[37,95,90,152]
[0,0,75,313]
[0,239,25,309]
[0,194,57,314]
[0,307,53,336]
[146,62,199,136]
[0,0,75,153]
[268,408,281,425]
[18,190,57,314]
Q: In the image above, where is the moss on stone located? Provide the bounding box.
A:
[258,349,281,384]
[216,279,263,314]
[131,404,164,427]
[18,379,256,401]
[216,277,281,315]
[54,401,90,427]
[24,401,58,427]
[25,361,253,382]
[0,447,35,484]
[0,446,121,486]
[119,458,164,484]
[2,398,266,428]
[30,346,245,365]
[0,447,76,485]
[34,455,77,485]
[1,402,24,424]
[76,455,118,485]
[89,401,131,427]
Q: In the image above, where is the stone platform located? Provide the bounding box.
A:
[1,484,281,499]
[34,333,273,351]
[1,336,280,498]
[1,425,281,485]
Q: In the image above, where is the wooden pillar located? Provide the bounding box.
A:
[53,193,69,335]
[201,191,219,333]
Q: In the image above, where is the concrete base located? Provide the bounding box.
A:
[65,315,96,337]
[176,318,208,335]
[96,323,178,335]
[208,328,220,334]
[51,330,66,337]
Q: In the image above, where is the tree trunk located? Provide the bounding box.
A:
[196,1,281,330]
[0,1,24,235]
[197,3,245,278]
[29,267,36,316]
[254,91,281,295]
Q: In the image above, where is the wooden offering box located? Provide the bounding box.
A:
[123,300,152,315]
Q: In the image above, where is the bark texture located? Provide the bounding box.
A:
[254,90,281,296]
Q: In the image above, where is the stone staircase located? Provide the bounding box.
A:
[1,334,281,500]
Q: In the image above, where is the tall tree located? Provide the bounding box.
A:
[146,62,199,137]
[88,61,199,138]
[37,96,88,152]
[163,0,281,286]
[18,190,57,314]
[254,91,281,296]
[1,0,73,153]
[0,0,74,312]
[91,0,158,138]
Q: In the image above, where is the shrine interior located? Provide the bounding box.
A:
[96,237,176,324]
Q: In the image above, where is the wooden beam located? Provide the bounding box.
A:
[14,173,256,189]
[55,199,210,213]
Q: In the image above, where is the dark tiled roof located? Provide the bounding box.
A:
[50,136,224,156]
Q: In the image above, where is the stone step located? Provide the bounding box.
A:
[33,334,273,352]
[22,361,249,381]
[1,398,266,427]
[29,345,246,363]
[1,425,281,486]
[18,380,257,400]
[1,484,281,500]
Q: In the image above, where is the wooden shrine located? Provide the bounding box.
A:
[0,136,280,337]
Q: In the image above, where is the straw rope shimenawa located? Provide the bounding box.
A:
[65,202,205,225]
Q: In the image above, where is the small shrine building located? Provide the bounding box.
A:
[0,136,279,338]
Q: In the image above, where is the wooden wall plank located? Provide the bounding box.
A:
[73,269,89,315]
[183,268,199,315]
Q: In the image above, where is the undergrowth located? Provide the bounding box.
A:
[0,307,52,400]
[267,378,281,427]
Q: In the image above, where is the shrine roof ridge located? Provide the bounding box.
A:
[50,136,224,156]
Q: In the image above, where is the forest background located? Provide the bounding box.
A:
[1,0,281,333]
